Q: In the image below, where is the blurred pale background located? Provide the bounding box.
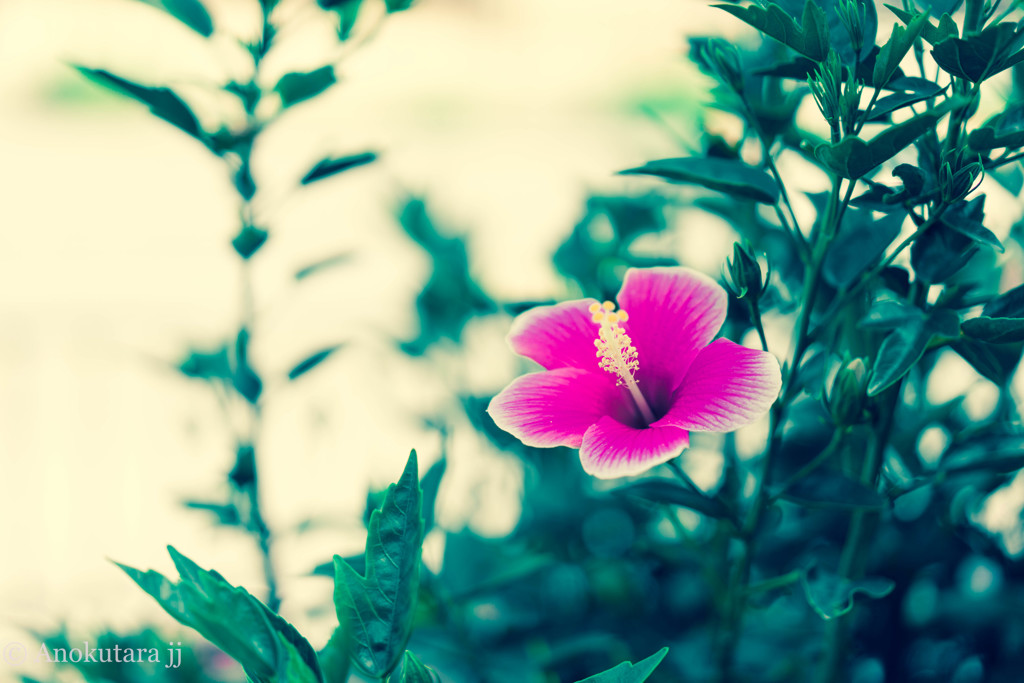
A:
[1,0,1022,669]
[0,0,733,654]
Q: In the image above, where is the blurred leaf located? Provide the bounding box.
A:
[931,22,1024,82]
[118,547,324,683]
[234,161,257,200]
[420,455,446,534]
[396,651,440,682]
[984,283,1024,319]
[135,0,213,37]
[232,225,268,259]
[951,338,1023,385]
[75,67,204,143]
[574,647,669,683]
[714,2,828,61]
[962,317,1024,344]
[179,346,231,381]
[620,157,779,203]
[814,97,960,178]
[275,66,336,107]
[233,328,262,404]
[334,450,423,679]
[319,622,350,683]
[823,208,904,287]
[288,345,344,380]
[801,566,895,620]
[860,299,921,330]
[385,0,414,11]
[295,252,354,280]
[779,471,886,510]
[181,500,240,525]
[301,152,377,185]
[612,480,733,519]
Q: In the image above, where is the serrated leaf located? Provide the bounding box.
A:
[962,317,1024,344]
[714,2,828,61]
[76,67,204,143]
[620,157,779,203]
[287,345,344,380]
[118,547,323,683]
[275,66,336,107]
[136,0,213,37]
[779,471,886,510]
[334,451,423,678]
[301,152,377,185]
[815,97,960,178]
[801,567,895,620]
[397,651,440,682]
[612,479,732,519]
[575,647,669,683]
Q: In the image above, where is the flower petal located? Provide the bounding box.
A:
[487,368,629,448]
[579,416,689,479]
[657,339,781,432]
[616,267,728,411]
[507,299,601,371]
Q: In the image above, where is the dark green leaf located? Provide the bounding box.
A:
[823,208,904,287]
[952,338,1023,385]
[867,89,943,122]
[620,157,779,203]
[860,299,921,330]
[182,500,239,525]
[420,455,447,534]
[295,252,354,280]
[232,225,268,259]
[287,345,344,380]
[319,624,350,683]
[815,97,960,178]
[179,346,231,380]
[275,66,336,107]
[118,547,323,683]
[873,11,928,87]
[801,566,895,620]
[714,2,829,61]
[233,328,262,404]
[942,214,1003,252]
[575,647,669,683]
[334,450,423,678]
[384,0,414,11]
[885,6,957,47]
[136,0,213,37]
[984,283,1024,318]
[779,471,886,510]
[75,67,204,143]
[911,220,978,285]
[612,479,732,519]
[931,22,1024,82]
[962,317,1024,344]
[301,152,377,184]
[397,651,440,683]
[868,316,930,396]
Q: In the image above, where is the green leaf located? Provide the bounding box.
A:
[866,88,944,122]
[295,252,354,280]
[301,152,377,184]
[873,11,928,88]
[118,547,323,683]
[384,0,414,11]
[962,317,1024,344]
[931,22,1024,82]
[778,471,886,510]
[396,651,440,682]
[575,647,669,683]
[985,283,1024,318]
[275,66,337,107]
[952,337,1024,385]
[714,2,828,61]
[815,97,960,178]
[885,6,957,47]
[287,345,344,380]
[179,346,231,380]
[75,67,204,143]
[868,316,930,396]
[942,214,1003,252]
[420,455,447,534]
[612,479,733,519]
[860,299,921,330]
[334,451,423,678]
[136,0,213,37]
[319,624,350,683]
[232,225,268,259]
[801,566,895,620]
[620,157,779,203]
[823,208,904,287]
[233,328,262,404]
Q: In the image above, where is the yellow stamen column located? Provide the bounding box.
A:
[590,301,656,425]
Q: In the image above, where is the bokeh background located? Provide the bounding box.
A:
[2,0,1024,680]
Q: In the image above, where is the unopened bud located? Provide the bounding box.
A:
[724,241,768,300]
[827,357,869,426]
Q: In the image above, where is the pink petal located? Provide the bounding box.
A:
[658,339,781,432]
[616,267,728,410]
[507,299,601,372]
[487,368,631,448]
[579,416,690,479]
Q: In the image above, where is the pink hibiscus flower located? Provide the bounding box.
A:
[488,267,782,478]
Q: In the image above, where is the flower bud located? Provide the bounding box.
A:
[724,241,767,300]
[940,149,984,204]
[826,357,869,427]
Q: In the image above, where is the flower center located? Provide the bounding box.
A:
[590,301,656,424]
